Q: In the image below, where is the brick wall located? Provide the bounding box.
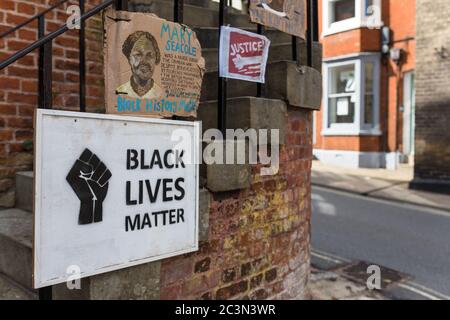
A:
[0,0,104,207]
[413,0,450,188]
[159,109,312,300]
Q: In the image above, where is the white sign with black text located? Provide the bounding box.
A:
[34,109,200,288]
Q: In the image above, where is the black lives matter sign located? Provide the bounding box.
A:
[34,110,199,288]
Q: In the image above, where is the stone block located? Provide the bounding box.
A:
[296,40,323,73]
[204,140,251,192]
[198,97,287,145]
[198,188,210,242]
[15,171,33,213]
[266,61,322,110]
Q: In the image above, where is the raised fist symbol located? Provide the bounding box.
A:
[66,148,112,225]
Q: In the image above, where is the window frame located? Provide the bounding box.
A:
[322,0,383,36]
[322,53,381,136]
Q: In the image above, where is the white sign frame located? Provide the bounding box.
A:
[33,109,200,288]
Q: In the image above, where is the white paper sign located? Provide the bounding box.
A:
[336,98,349,116]
[219,26,270,83]
[34,109,200,288]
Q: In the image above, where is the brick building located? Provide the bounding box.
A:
[411,0,450,192]
[313,0,416,169]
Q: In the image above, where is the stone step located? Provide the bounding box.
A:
[0,272,36,300]
[202,42,293,72]
[130,0,253,28]
[0,209,33,290]
[15,171,33,213]
[194,26,292,49]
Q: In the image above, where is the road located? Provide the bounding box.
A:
[311,186,450,298]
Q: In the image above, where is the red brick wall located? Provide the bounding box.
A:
[159,109,312,300]
[0,0,104,207]
[384,0,416,153]
[322,28,381,59]
[314,0,416,156]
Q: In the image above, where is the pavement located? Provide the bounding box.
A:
[311,161,450,212]
[308,249,447,300]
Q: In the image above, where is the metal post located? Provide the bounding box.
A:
[292,36,298,63]
[115,0,128,10]
[79,0,86,112]
[38,15,52,109]
[306,0,312,67]
[312,0,319,42]
[38,15,53,301]
[38,286,52,300]
[218,0,227,136]
[174,0,184,23]
[306,0,318,67]
[257,24,265,97]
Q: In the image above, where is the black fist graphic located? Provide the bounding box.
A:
[66,148,112,225]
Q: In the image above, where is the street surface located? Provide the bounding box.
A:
[312,186,450,298]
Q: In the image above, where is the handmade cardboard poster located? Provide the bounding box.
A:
[219,26,270,83]
[104,9,205,118]
[249,0,307,39]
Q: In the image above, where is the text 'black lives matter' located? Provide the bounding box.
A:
[125,148,187,232]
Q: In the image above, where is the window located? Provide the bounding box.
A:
[331,0,356,23]
[328,63,356,125]
[322,54,380,135]
[323,0,383,36]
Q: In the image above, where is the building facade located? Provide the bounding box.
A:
[313,0,416,169]
[412,0,450,192]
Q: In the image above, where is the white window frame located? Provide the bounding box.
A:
[322,53,381,136]
[322,0,383,36]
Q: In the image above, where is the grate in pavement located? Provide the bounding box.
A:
[340,261,410,290]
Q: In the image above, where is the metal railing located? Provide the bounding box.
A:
[0,0,318,300]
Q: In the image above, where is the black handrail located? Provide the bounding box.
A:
[0,0,70,39]
[79,0,86,111]
[0,0,115,70]
[218,0,227,136]
[306,0,318,67]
